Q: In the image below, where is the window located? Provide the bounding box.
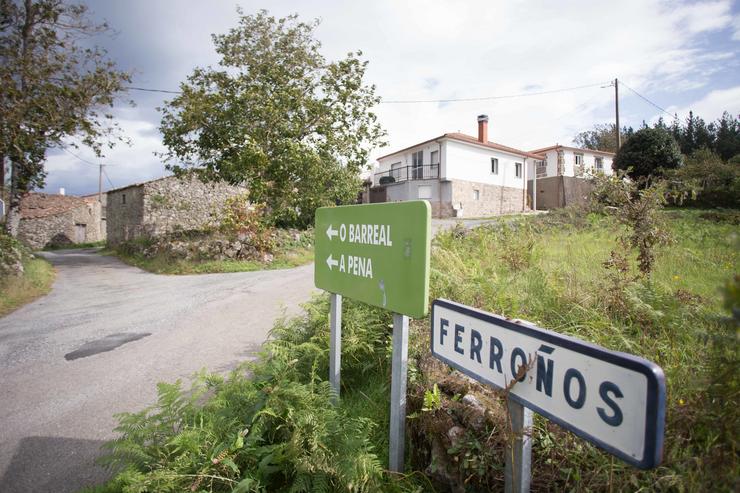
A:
[595,157,604,172]
[391,162,402,181]
[412,150,423,179]
[122,194,126,204]
[515,162,522,178]
[574,153,584,165]
[535,160,547,177]
[418,185,432,199]
[473,189,480,201]
[430,150,439,178]
[491,157,499,174]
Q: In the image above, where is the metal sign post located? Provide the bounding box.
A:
[329,293,342,402]
[505,400,533,493]
[389,313,409,472]
[314,201,431,473]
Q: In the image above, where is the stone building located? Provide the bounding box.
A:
[18,192,105,249]
[106,174,246,245]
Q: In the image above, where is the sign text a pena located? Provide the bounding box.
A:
[431,299,666,469]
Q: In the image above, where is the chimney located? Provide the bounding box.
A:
[59,187,65,196]
[477,114,489,143]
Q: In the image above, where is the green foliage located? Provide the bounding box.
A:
[421,384,441,412]
[0,231,55,316]
[159,9,385,228]
[0,0,130,235]
[219,194,274,253]
[613,127,683,179]
[429,209,738,491]
[573,123,635,153]
[97,296,393,492]
[666,148,740,208]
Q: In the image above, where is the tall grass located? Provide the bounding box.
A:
[0,258,56,317]
[92,209,738,492]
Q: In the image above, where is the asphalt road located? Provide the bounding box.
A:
[0,249,316,492]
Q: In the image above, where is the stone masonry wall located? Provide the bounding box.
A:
[142,175,246,237]
[106,185,145,245]
[450,179,528,217]
[107,175,246,245]
[18,201,104,250]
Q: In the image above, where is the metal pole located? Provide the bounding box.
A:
[615,78,621,150]
[98,164,103,203]
[505,400,533,493]
[329,293,342,403]
[389,312,409,472]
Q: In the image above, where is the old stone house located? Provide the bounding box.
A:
[18,192,105,249]
[106,174,246,245]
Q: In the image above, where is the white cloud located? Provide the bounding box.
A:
[665,85,740,121]
[38,0,740,193]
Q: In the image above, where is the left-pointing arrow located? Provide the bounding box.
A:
[326,254,339,271]
[326,224,338,240]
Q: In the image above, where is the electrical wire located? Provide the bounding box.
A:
[62,147,99,166]
[619,81,675,118]
[102,168,116,190]
[379,81,611,104]
[124,80,612,104]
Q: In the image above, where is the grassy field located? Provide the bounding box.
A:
[0,256,55,317]
[90,208,738,492]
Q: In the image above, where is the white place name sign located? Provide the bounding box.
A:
[431,299,666,469]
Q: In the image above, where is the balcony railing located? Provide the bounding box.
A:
[374,164,439,185]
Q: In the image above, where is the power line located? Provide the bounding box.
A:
[102,168,116,190]
[380,81,610,104]
[127,85,182,95]
[619,81,675,119]
[62,147,99,166]
[123,80,611,104]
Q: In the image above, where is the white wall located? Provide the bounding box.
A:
[527,148,614,178]
[375,141,444,185]
[444,140,527,189]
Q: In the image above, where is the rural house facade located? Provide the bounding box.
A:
[18,192,104,249]
[371,115,540,217]
[370,115,614,216]
[527,145,615,210]
[106,174,246,245]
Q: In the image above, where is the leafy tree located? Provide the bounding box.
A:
[572,123,634,153]
[0,0,130,236]
[667,148,740,207]
[613,126,682,179]
[160,10,386,228]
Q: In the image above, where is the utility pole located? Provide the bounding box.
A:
[98,164,103,203]
[614,78,621,149]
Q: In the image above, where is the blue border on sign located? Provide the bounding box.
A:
[430,298,666,470]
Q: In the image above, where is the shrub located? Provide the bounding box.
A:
[219,194,274,253]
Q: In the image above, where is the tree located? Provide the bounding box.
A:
[0,0,130,235]
[714,112,740,161]
[613,126,682,179]
[160,10,386,228]
[573,123,634,153]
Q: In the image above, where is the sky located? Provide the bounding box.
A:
[39,0,740,196]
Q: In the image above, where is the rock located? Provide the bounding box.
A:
[446,425,465,448]
[460,394,487,432]
[261,252,274,263]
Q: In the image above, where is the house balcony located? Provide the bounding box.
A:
[374,164,439,186]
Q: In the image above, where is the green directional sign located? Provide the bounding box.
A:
[315,201,431,318]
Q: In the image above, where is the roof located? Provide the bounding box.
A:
[376,133,545,161]
[20,193,87,219]
[529,144,615,156]
[106,175,173,194]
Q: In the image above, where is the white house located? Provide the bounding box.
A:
[525,145,615,210]
[372,115,542,217]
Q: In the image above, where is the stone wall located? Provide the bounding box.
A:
[18,201,104,250]
[450,179,528,217]
[106,185,145,245]
[106,175,246,245]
